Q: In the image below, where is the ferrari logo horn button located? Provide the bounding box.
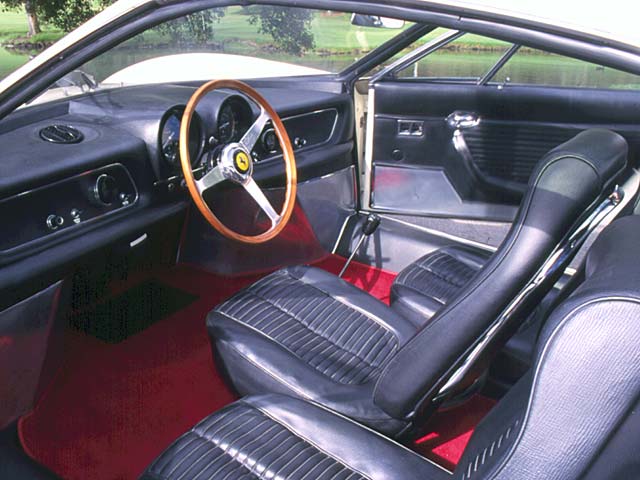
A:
[234,151,251,174]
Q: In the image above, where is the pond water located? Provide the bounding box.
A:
[1,46,639,91]
[0,46,29,80]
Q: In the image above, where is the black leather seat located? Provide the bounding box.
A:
[391,245,490,326]
[210,265,415,433]
[145,216,640,480]
[208,129,627,435]
[140,394,450,480]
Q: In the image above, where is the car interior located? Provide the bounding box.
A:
[1,2,640,480]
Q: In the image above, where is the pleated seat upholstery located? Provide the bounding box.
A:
[391,245,490,326]
[208,265,417,434]
[142,401,368,480]
[140,395,448,480]
[214,268,399,385]
[147,216,640,480]
[208,129,628,436]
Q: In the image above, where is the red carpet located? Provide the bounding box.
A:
[18,265,259,480]
[18,256,491,479]
[315,255,396,304]
[413,395,497,471]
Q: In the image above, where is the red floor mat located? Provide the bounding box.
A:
[18,258,396,479]
[413,395,497,471]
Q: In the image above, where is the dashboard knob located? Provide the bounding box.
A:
[46,214,64,231]
[93,174,119,206]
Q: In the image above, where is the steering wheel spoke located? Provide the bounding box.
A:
[195,165,225,194]
[240,109,269,152]
[243,178,280,227]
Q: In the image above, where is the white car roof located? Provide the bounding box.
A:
[417,0,640,49]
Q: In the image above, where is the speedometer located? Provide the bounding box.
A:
[161,113,181,165]
[158,106,203,168]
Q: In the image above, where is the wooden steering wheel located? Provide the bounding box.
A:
[179,79,297,244]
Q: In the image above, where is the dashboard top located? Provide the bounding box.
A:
[0,83,351,199]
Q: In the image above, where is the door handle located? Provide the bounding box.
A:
[446,111,480,130]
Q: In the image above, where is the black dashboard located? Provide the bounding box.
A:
[0,81,354,299]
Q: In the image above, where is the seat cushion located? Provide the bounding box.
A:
[391,246,490,326]
[140,394,449,480]
[207,265,418,434]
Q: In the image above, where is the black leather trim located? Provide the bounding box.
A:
[208,266,416,434]
[374,129,628,420]
[457,215,640,479]
[141,394,450,480]
[391,246,490,327]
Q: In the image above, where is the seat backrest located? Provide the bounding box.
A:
[374,129,628,422]
[455,214,640,480]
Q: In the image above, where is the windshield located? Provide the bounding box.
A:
[15,6,409,105]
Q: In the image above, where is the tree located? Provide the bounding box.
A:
[0,0,40,36]
[39,0,96,32]
[249,6,315,56]
[0,0,96,37]
[23,0,38,36]
[155,9,225,44]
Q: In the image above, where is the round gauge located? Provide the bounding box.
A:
[160,113,181,165]
[218,103,237,144]
[261,128,278,153]
[159,107,203,168]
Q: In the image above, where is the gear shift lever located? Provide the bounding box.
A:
[339,214,381,278]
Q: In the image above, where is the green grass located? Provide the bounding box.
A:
[0,10,28,42]
[0,9,63,43]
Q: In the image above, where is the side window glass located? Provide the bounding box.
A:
[493,49,640,90]
[394,34,512,82]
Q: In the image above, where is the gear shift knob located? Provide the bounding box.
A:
[339,214,382,278]
[362,214,381,236]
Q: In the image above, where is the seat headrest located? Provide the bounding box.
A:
[533,128,627,193]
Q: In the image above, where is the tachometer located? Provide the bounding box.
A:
[216,97,253,145]
[217,103,237,143]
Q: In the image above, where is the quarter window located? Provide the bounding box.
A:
[492,49,640,90]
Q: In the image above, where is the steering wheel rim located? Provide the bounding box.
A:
[179,79,297,244]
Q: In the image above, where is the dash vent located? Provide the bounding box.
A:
[39,125,84,144]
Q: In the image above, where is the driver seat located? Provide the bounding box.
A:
[207,129,627,435]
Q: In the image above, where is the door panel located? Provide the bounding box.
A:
[368,81,640,222]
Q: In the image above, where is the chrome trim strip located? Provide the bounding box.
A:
[332,213,357,254]
[370,30,464,83]
[129,233,147,248]
[435,183,629,401]
[378,214,498,253]
[477,43,521,85]
[362,86,376,208]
